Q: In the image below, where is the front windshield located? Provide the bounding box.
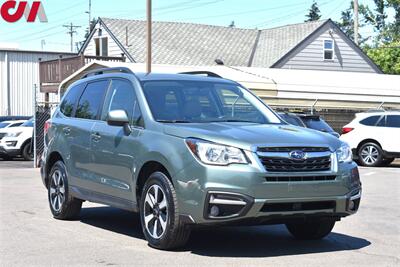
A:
[142,80,282,124]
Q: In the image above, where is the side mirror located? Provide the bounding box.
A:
[107,110,129,127]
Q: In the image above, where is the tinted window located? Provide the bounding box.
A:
[360,115,381,126]
[76,80,109,120]
[103,79,142,126]
[60,83,85,117]
[301,117,334,132]
[386,115,400,128]
[376,116,386,127]
[279,114,305,127]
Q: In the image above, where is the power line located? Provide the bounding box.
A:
[63,23,82,52]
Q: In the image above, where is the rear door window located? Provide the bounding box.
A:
[60,83,85,117]
[386,115,400,128]
[75,80,109,120]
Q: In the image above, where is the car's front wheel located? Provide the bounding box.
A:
[48,161,82,220]
[357,142,383,167]
[21,141,34,161]
[286,219,335,240]
[139,172,191,250]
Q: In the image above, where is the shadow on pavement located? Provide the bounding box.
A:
[80,206,371,257]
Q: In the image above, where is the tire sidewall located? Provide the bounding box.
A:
[48,161,70,218]
[358,142,383,167]
[139,172,177,249]
[22,142,33,161]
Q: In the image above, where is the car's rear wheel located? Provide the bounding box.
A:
[48,161,82,220]
[357,142,383,167]
[139,172,191,250]
[286,219,335,240]
[22,141,34,161]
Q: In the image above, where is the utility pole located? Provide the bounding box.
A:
[146,0,152,73]
[63,23,81,52]
[86,0,92,32]
[354,0,359,45]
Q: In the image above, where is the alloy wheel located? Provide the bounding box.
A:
[360,145,379,164]
[49,170,65,212]
[143,185,168,239]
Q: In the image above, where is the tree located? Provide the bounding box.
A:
[365,42,400,74]
[84,18,97,39]
[305,1,321,22]
[336,1,370,44]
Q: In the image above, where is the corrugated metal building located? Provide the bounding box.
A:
[0,49,75,116]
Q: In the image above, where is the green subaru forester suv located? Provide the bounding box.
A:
[40,67,361,250]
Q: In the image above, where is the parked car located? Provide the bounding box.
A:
[340,111,400,167]
[0,118,34,160]
[279,112,340,138]
[277,112,306,127]
[0,120,27,129]
[41,68,361,250]
[0,116,31,122]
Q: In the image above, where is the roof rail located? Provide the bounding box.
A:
[179,71,222,78]
[80,67,134,79]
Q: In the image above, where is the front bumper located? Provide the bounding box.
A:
[174,157,361,225]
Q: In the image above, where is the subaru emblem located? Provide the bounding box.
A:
[289,150,306,160]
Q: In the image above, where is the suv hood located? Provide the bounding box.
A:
[164,123,342,152]
[0,126,33,134]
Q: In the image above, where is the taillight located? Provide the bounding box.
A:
[342,127,354,134]
[44,120,51,135]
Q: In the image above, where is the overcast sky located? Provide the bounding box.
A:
[0,0,386,52]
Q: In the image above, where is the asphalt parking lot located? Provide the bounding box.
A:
[0,159,399,267]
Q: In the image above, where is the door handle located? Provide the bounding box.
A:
[91,132,101,142]
[63,127,71,135]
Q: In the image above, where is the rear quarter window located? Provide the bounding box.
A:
[359,115,381,126]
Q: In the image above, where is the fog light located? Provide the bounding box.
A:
[348,200,355,210]
[210,205,219,217]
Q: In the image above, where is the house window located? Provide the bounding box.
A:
[94,37,108,57]
[323,39,334,60]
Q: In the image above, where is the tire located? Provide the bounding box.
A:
[357,142,383,167]
[139,171,191,250]
[286,219,335,240]
[21,141,34,161]
[48,161,82,220]
[381,158,395,166]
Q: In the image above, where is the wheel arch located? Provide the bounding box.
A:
[357,139,382,153]
[45,151,65,188]
[136,161,172,203]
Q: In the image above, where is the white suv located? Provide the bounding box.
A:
[0,118,34,160]
[340,111,400,167]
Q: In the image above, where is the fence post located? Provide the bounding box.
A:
[33,84,37,168]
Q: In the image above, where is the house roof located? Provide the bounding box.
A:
[97,17,326,67]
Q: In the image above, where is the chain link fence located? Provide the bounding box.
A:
[34,102,58,167]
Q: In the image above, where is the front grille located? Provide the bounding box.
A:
[261,201,336,212]
[0,133,6,140]
[258,147,330,153]
[260,156,331,172]
[265,175,336,182]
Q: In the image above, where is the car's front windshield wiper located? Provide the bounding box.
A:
[210,119,261,123]
[156,120,192,123]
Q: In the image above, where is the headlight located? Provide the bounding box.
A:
[185,138,249,165]
[337,143,352,163]
[5,132,22,137]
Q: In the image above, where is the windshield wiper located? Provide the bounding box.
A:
[211,119,261,123]
[156,120,192,123]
